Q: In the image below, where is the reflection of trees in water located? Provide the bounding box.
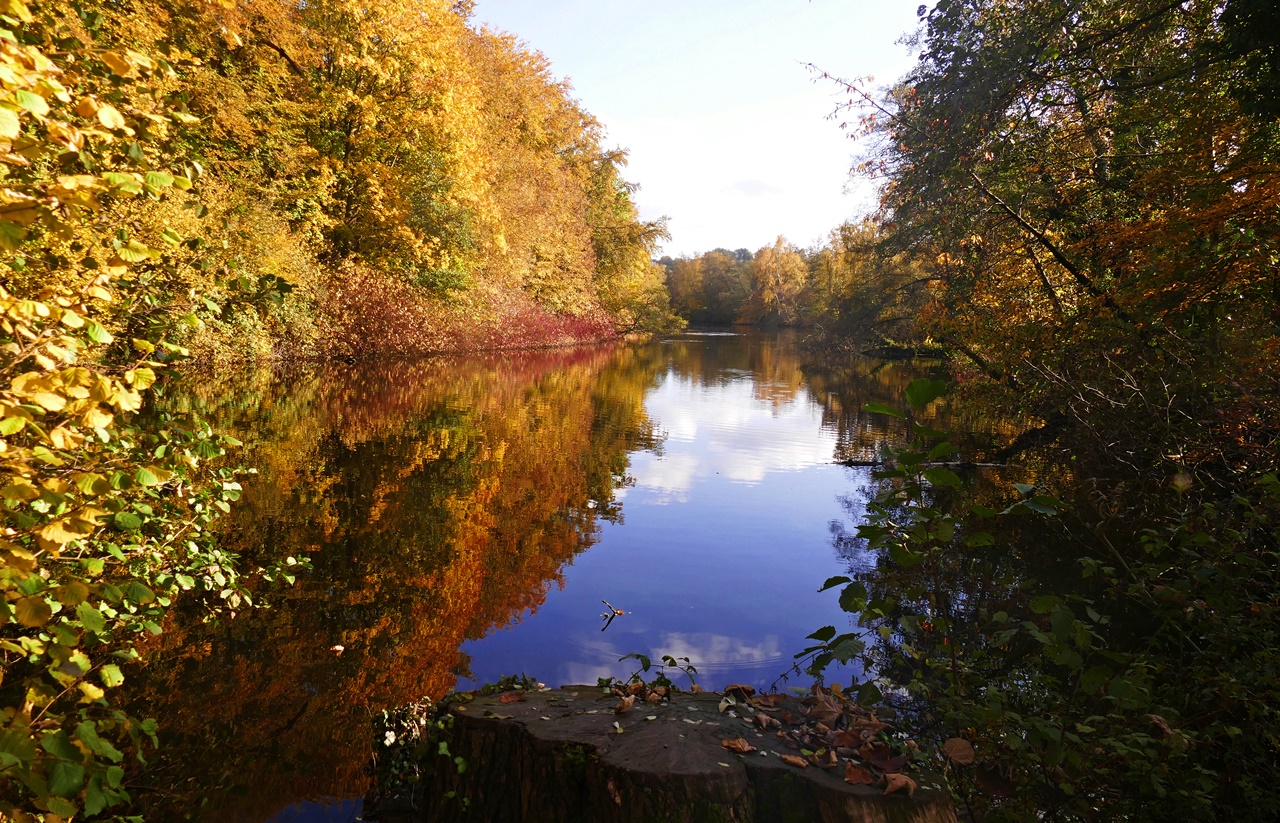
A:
[125,346,665,820]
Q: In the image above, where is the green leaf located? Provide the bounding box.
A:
[40,731,81,762]
[77,601,107,633]
[807,626,836,642]
[927,442,958,460]
[112,511,141,531]
[0,729,37,766]
[122,581,155,604]
[923,467,963,488]
[856,682,883,705]
[85,777,108,816]
[839,582,869,612]
[13,89,49,116]
[1030,595,1063,614]
[905,378,947,410]
[133,467,160,487]
[618,653,650,671]
[144,171,174,189]
[116,240,154,263]
[964,531,995,547]
[49,761,86,798]
[100,663,124,688]
[818,575,851,592]
[47,797,78,817]
[863,401,904,418]
[84,319,114,344]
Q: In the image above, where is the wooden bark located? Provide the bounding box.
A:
[375,688,958,823]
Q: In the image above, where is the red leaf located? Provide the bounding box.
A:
[498,692,526,703]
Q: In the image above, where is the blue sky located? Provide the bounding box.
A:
[472,1,922,257]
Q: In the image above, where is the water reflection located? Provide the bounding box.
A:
[126,330,968,820]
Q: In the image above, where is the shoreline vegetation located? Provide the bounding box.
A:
[1,0,1277,819]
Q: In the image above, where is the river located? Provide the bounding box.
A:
[124,329,1015,821]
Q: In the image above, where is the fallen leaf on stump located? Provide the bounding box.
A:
[779,754,809,769]
[615,695,636,713]
[721,738,757,754]
[883,773,917,798]
[869,753,910,774]
[724,683,756,699]
[941,737,976,766]
[751,693,786,708]
[498,692,525,703]
[845,763,874,785]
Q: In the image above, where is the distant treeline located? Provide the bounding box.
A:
[659,225,930,351]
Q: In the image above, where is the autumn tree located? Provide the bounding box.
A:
[737,236,807,325]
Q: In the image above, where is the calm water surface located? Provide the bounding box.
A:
[130,329,983,821]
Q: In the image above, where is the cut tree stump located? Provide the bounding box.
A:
[375,687,958,823]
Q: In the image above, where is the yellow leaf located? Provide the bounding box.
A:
[38,517,92,545]
[31,391,67,411]
[0,108,19,139]
[96,103,125,131]
[15,595,51,627]
[86,286,112,301]
[78,681,105,702]
[100,52,134,77]
[1,478,39,500]
[125,367,156,389]
[81,406,113,429]
[55,581,89,605]
[59,308,84,328]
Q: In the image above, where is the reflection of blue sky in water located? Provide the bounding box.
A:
[461,342,869,691]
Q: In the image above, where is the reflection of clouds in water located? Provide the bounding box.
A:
[656,632,787,672]
[630,375,835,496]
[552,631,789,686]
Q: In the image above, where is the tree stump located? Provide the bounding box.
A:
[375,687,958,823]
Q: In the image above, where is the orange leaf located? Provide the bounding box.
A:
[721,738,757,754]
[498,692,525,704]
[845,762,874,785]
[883,772,917,797]
[779,754,809,769]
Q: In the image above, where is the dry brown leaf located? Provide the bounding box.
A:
[721,737,757,754]
[751,693,786,708]
[804,693,844,726]
[498,692,526,704]
[779,754,809,769]
[755,713,781,731]
[883,773,917,797]
[871,754,910,774]
[941,737,976,766]
[615,695,636,714]
[844,762,874,785]
[724,683,756,698]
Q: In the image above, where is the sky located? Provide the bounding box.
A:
[472,1,923,257]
